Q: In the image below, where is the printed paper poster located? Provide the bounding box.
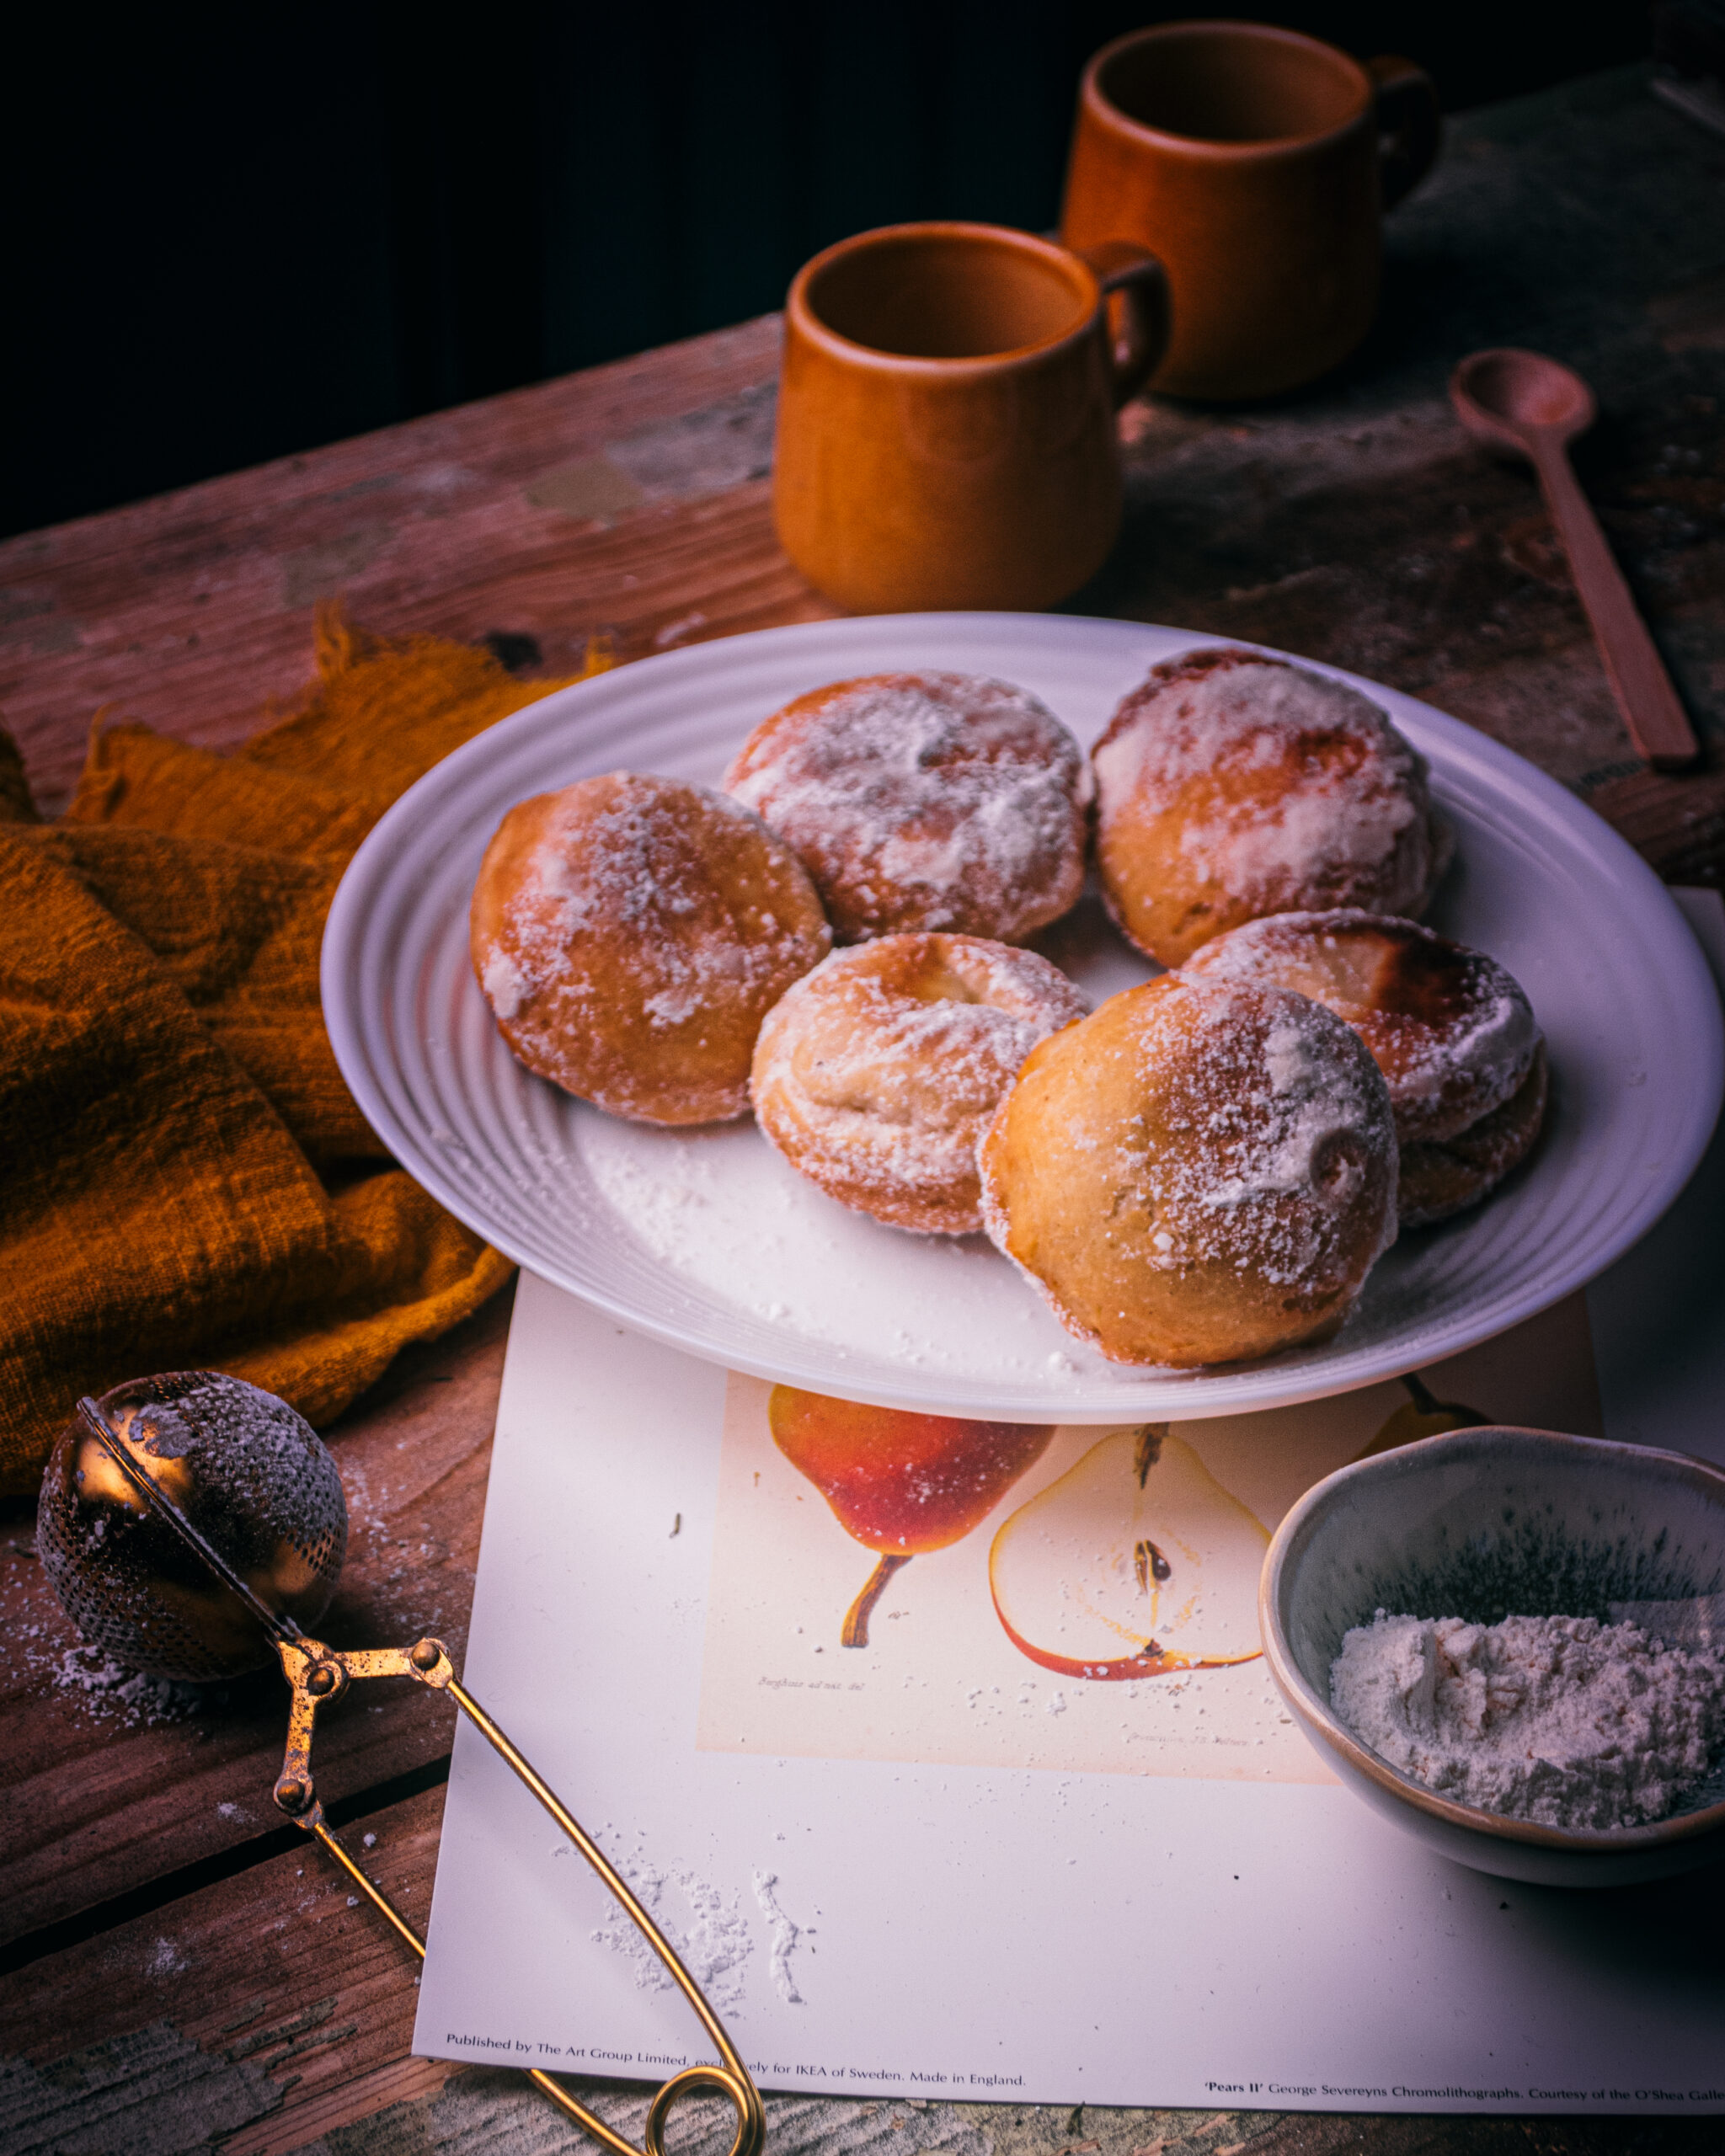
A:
[698,1294,1602,1780]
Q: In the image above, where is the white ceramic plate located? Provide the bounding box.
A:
[323,613,1723,1421]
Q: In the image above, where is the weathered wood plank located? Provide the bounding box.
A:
[0,1783,446,2152]
[0,317,829,817]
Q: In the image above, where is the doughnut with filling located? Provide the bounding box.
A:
[725,671,1088,943]
[1092,647,1448,966]
[471,772,830,1124]
[751,933,1088,1234]
[979,974,1399,1365]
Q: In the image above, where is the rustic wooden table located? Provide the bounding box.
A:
[3,60,1723,2156]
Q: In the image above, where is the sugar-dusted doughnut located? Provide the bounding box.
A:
[751,933,1088,1234]
[1183,910,1546,1223]
[1092,647,1449,966]
[471,772,830,1124]
[724,671,1089,943]
[1397,1047,1549,1228]
[1181,910,1541,1144]
[979,974,1399,1365]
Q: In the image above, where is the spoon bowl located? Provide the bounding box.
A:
[1452,347,1594,454]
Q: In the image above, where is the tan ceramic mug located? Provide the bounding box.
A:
[772,221,1168,613]
[1060,20,1439,401]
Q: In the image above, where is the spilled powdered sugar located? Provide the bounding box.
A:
[1331,1611,1725,1830]
[750,1870,807,2004]
[576,1833,813,2009]
[51,1646,214,1726]
[725,673,1087,940]
[583,1838,756,2012]
[574,1111,1151,1381]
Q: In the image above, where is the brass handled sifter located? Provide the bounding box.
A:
[35,1373,765,2156]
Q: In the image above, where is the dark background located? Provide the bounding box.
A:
[4,2,1656,540]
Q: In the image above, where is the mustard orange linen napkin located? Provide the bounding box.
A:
[0,610,604,1496]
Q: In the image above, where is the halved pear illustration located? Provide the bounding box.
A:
[989,1425,1268,1679]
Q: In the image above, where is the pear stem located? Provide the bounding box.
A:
[841,1553,911,1648]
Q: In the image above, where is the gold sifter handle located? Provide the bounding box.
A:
[273,1633,766,2156]
[69,1395,765,2156]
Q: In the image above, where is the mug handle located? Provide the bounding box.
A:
[1366,54,1440,210]
[1076,241,1171,408]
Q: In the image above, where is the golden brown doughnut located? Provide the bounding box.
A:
[1183,910,1546,1223]
[1092,648,1448,966]
[750,933,1088,1234]
[1181,910,1542,1142]
[471,772,830,1124]
[1397,1045,1549,1228]
[979,974,1399,1366]
[724,671,1088,943]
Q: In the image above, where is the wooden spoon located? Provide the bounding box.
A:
[1450,348,1700,771]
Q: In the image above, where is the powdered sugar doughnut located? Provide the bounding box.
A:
[1182,912,1541,1140]
[1183,911,1546,1224]
[1397,1048,1549,1228]
[979,974,1398,1365]
[1092,648,1448,966]
[724,672,1088,943]
[751,933,1089,1234]
[471,773,830,1125]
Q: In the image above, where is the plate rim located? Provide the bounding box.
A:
[323,611,1725,1420]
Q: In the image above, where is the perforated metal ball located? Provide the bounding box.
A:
[36,1372,348,1681]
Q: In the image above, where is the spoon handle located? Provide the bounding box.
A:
[1530,439,1700,771]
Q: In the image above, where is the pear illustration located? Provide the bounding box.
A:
[769,1388,1055,1647]
[989,1425,1268,1679]
[1354,1371,1488,1460]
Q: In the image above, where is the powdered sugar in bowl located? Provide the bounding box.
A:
[1258,1427,1725,1886]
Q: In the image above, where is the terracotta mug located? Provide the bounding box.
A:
[1060,21,1440,401]
[772,221,1169,613]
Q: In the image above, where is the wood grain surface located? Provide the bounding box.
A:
[3,58,1722,2156]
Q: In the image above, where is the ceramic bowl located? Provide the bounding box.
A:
[1259,1426,1725,1886]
